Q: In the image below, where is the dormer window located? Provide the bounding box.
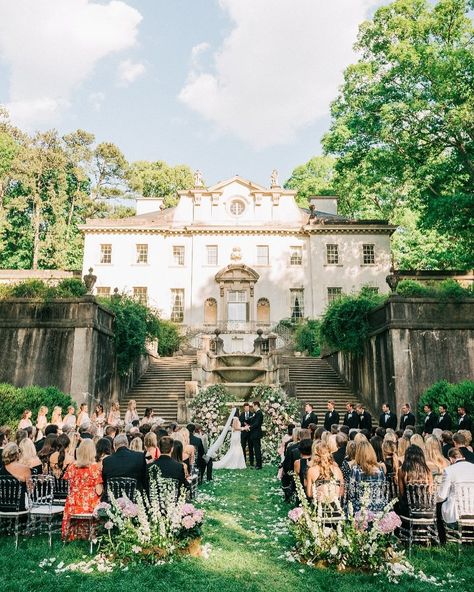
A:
[230,199,245,216]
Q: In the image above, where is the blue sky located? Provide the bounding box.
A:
[0,0,386,187]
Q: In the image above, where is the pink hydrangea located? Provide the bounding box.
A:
[182,515,196,529]
[182,503,196,516]
[378,511,402,534]
[93,501,111,517]
[122,502,139,518]
[288,507,304,523]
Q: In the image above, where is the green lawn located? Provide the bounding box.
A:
[0,467,472,592]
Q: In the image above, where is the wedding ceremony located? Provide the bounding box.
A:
[0,1,473,591]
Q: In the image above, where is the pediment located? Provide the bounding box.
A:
[207,175,268,194]
[215,264,260,283]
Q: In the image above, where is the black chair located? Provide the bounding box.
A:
[52,476,69,505]
[0,476,29,549]
[107,477,137,501]
[399,483,439,556]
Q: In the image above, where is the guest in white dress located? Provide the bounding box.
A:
[51,406,63,431]
[62,406,77,430]
[124,400,139,426]
[214,417,247,470]
[76,403,89,427]
[107,402,121,427]
[35,406,48,441]
[18,409,33,430]
[91,404,106,437]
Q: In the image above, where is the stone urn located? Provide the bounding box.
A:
[83,267,97,294]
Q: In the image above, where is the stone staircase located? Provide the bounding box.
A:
[281,356,357,417]
[121,356,195,423]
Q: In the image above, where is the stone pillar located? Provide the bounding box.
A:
[267,332,277,352]
[70,327,94,406]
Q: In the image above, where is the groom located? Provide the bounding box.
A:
[247,401,264,470]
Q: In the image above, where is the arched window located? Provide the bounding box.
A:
[257,297,270,325]
[204,297,217,325]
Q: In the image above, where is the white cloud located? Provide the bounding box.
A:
[0,0,142,128]
[190,42,211,68]
[179,0,383,149]
[88,91,106,111]
[117,59,146,85]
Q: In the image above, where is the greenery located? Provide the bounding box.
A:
[418,379,474,420]
[294,320,321,356]
[319,288,387,354]
[396,279,474,299]
[1,468,472,592]
[0,383,74,429]
[0,278,87,300]
[189,385,232,439]
[284,156,336,208]
[156,319,182,357]
[321,0,474,270]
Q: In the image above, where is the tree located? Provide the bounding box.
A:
[126,160,195,207]
[91,142,128,201]
[283,156,336,207]
[323,0,474,269]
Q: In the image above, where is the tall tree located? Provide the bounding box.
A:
[323,0,474,268]
[283,156,336,207]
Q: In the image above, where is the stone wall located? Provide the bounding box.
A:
[324,297,474,418]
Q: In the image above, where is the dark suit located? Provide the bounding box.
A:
[152,455,188,488]
[358,411,372,432]
[460,447,474,464]
[379,412,397,430]
[458,414,473,432]
[437,413,452,431]
[102,447,148,494]
[343,411,359,430]
[400,412,416,431]
[301,411,318,429]
[248,409,264,468]
[332,444,347,468]
[190,433,210,482]
[324,410,339,431]
[423,412,438,434]
[239,411,253,463]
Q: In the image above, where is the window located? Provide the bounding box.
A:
[96,287,110,296]
[171,289,184,322]
[326,244,339,265]
[172,245,185,266]
[290,289,304,320]
[257,245,269,265]
[206,245,218,266]
[100,244,112,264]
[133,287,148,305]
[327,287,343,304]
[230,199,245,216]
[136,244,148,264]
[362,244,375,265]
[290,246,302,266]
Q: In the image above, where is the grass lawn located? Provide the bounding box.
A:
[0,466,472,592]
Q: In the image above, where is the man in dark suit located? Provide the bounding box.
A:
[423,404,438,435]
[453,432,474,464]
[379,403,397,430]
[187,423,210,483]
[342,403,359,430]
[301,403,318,429]
[102,434,148,494]
[152,436,189,488]
[35,424,59,452]
[437,405,452,431]
[332,433,348,468]
[457,406,472,432]
[239,403,253,463]
[355,404,372,431]
[399,403,416,431]
[324,401,340,431]
[247,401,264,469]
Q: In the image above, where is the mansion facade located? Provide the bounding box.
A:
[81,175,395,336]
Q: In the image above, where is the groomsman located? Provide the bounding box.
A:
[356,404,372,431]
[324,401,340,431]
[457,406,473,432]
[247,401,264,470]
[301,403,318,429]
[239,403,253,464]
[437,404,452,431]
[423,404,438,435]
[342,403,359,430]
[379,403,397,430]
[399,403,416,431]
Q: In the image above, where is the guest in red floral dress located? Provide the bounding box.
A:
[62,439,103,540]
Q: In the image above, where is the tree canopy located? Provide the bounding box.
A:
[283,156,336,207]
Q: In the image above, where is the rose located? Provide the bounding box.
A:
[288,507,303,522]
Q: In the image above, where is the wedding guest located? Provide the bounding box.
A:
[49,434,74,478]
[102,434,147,493]
[356,404,372,431]
[104,425,117,443]
[171,439,190,480]
[173,427,195,470]
[324,401,339,431]
[410,433,427,455]
[370,435,384,465]
[382,440,398,478]
[457,406,472,432]
[278,423,295,460]
[152,437,188,489]
[91,404,106,437]
[107,402,121,427]
[398,445,433,514]
[301,403,318,429]
[38,434,58,472]
[399,403,416,431]
[140,407,154,427]
[95,438,112,464]
[187,423,207,482]
[425,435,449,475]
[19,437,43,475]
[458,429,473,451]
[452,432,474,463]
[379,403,397,430]
[437,405,452,431]
[422,404,438,436]
[294,439,312,489]
[313,427,326,441]
[437,448,474,526]
[62,406,77,430]
[124,400,139,426]
[343,403,359,430]
[51,406,63,430]
[306,441,344,502]
[349,440,386,512]
[441,431,454,459]
[144,432,160,463]
[0,443,31,512]
[341,440,357,484]
[76,404,89,428]
[62,439,103,540]
[130,437,143,452]
[35,424,59,453]
[18,409,33,430]
[67,432,80,459]
[332,432,348,468]
[36,406,48,440]
[78,422,93,440]
[15,429,27,446]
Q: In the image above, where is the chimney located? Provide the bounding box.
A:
[135,197,164,215]
[309,195,338,215]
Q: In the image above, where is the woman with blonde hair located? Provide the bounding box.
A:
[36,406,48,440]
[62,439,103,540]
[124,400,139,426]
[306,441,344,502]
[51,406,63,430]
[349,440,386,512]
[0,443,31,512]
[382,439,399,477]
[19,438,43,475]
[62,406,77,430]
[410,433,427,453]
[66,432,80,459]
[174,427,195,469]
[326,434,338,454]
[144,431,160,463]
[107,401,121,427]
[425,435,449,475]
[397,436,410,463]
[130,437,143,452]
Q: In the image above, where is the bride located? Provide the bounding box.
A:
[213,416,247,470]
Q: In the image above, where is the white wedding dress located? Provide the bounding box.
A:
[213,424,247,470]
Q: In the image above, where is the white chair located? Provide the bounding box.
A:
[447,481,474,556]
[29,475,64,546]
[0,476,30,549]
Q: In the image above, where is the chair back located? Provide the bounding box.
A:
[30,475,54,510]
[0,476,24,513]
[406,482,436,517]
[385,475,399,501]
[53,476,69,503]
[108,477,137,501]
[454,482,474,519]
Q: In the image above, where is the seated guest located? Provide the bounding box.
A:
[144,432,160,463]
[62,439,103,540]
[19,438,43,475]
[102,434,147,494]
[333,433,348,468]
[95,438,112,464]
[130,437,144,452]
[349,440,386,512]
[35,424,59,453]
[370,435,386,472]
[171,439,190,480]
[341,440,357,485]
[38,434,58,472]
[173,428,195,470]
[294,439,312,489]
[437,448,474,526]
[453,432,474,463]
[15,429,28,446]
[187,423,210,483]
[398,445,433,514]
[104,425,117,445]
[0,429,8,470]
[49,434,74,478]
[152,437,188,489]
[410,433,427,453]
[441,431,454,459]
[78,422,93,440]
[382,440,399,478]
[425,435,449,476]
[306,441,344,503]
[458,429,473,451]
[0,443,31,511]
[313,427,326,441]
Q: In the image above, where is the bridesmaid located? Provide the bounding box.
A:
[107,402,121,427]
[18,409,33,430]
[91,404,106,437]
[51,406,63,430]
[36,406,48,441]
[124,400,139,426]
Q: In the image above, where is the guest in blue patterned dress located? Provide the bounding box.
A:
[349,440,386,513]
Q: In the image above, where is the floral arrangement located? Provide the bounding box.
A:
[189,384,231,439]
[93,469,204,565]
[287,478,404,573]
[251,385,300,463]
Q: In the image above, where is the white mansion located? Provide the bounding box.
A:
[81,175,395,336]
